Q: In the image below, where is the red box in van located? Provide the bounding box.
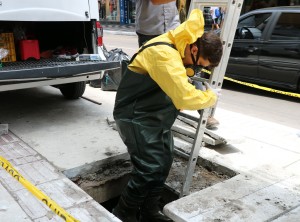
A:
[20,40,40,60]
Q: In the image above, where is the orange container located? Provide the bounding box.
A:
[0,33,16,62]
[19,40,40,60]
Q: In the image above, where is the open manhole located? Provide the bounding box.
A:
[67,116,237,214]
[68,153,237,213]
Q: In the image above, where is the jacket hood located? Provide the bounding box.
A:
[169,9,205,58]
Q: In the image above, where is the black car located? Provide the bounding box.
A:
[226,6,300,92]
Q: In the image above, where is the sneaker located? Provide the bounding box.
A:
[206,116,219,130]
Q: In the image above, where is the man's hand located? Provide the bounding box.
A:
[151,0,175,5]
[204,82,222,97]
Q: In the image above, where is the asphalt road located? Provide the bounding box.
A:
[103,33,300,129]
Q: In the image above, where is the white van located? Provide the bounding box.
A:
[0,0,118,99]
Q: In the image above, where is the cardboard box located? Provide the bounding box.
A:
[0,33,16,62]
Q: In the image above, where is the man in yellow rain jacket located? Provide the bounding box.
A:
[113,9,223,222]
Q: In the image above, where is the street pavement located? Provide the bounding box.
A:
[0,25,300,221]
[102,22,136,36]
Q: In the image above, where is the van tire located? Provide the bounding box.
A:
[59,82,86,99]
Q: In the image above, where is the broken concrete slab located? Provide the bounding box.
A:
[164,167,300,222]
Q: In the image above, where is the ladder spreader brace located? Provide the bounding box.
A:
[177,0,244,197]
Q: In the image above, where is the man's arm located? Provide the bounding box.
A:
[151,0,175,5]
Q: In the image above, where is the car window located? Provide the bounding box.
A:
[238,13,271,29]
[270,13,300,40]
[236,13,271,39]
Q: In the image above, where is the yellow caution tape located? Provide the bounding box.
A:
[201,69,300,99]
[224,77,300,99]
[0,156,79,222]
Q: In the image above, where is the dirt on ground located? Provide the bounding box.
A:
[72,155,230,196]
[71,159,132,188]
[102,116,231,194]
[166,155,231,194]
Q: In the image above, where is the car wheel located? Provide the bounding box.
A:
[59,81,86,99]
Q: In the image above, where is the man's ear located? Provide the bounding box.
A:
[190,44,198,56]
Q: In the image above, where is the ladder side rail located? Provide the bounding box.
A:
[180,108,211,197]
[180,0,230,197]
[209,0,244,117]
[179,0,244,197]
[210,0,244,87]
[187,0,229,17]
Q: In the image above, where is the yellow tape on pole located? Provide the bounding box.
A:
[0,156,79,222]
[200,69,300,99]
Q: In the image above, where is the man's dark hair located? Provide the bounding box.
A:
[195,31,223,68]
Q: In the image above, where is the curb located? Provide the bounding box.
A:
[103,30,136,36]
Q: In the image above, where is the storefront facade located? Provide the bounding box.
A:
[98,0,136,24]
[98,0,298,24]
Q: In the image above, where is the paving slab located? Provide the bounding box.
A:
[0,183,32,222]
[273,205,300,222]
[165,109,300,221]
[0,130,121,222]
[164,168,300,222]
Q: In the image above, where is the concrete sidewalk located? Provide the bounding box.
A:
[1,85,299,221]
[164,109,300,221]
[0,129,121,222]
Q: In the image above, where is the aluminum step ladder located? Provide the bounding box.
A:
[178,0,244,197]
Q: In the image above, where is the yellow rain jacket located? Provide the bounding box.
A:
[128,9,217,110]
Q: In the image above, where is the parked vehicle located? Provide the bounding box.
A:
[226,6,300,92]
[0,0,119,99]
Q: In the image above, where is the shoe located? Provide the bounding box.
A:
[112,197,139,222]
[140,196,172,222]
[206,116,219,130]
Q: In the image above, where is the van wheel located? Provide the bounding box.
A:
[59,82,86,99]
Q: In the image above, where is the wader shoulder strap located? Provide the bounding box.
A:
[129,42,176,64]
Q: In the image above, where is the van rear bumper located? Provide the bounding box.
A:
[0,59,120,91]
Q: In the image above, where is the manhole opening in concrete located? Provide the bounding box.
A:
[69,154,237,212]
